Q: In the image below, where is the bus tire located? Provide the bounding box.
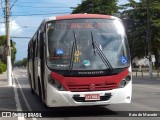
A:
[38,78,42,102]
[31,87,35,94]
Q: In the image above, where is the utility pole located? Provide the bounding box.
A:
[5,0,12,85]
[146,0,152,77]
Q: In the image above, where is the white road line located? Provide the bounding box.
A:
[133,84,160,90]
[12,73,25,120]
[0,85,12,87]
[13,72,37,120]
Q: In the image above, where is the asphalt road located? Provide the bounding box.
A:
[12,68,160,120]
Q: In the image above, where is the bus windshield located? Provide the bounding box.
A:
[47,19,130,70]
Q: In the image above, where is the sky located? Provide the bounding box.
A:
[0,0,139,61]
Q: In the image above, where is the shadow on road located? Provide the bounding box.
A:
[42,106,118,117]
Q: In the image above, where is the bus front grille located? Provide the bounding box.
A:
[67,83,116,92]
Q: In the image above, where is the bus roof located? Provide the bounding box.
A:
[44,14,119,22]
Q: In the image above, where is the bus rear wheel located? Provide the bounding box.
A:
[38,78,43,102]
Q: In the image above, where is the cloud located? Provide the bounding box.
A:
[0,23,5,35]
[0,20,22,36]
[10,20,24,36]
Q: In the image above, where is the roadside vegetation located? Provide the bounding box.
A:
[0,60,7,73]
[14,58,27,68]
[0,35,16,73]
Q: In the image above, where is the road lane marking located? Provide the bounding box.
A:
[133,84,160,90]
[0,85,12,87]
[15,75,27,77]
[13,72,37,120]
[12,72,25,120]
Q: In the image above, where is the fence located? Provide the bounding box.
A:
[132,68,160,77]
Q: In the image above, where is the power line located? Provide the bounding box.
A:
[11,12,71,16]
[9,24,38,28]
[1,0,4,9]
[0,0,5,19]
[10,9,73,14]
[12,1,80,4]
[10,0,18,9]
[13,5,74,8]
[11,36,31,39]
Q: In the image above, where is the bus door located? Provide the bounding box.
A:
[39,31,45,100]
[32,40,36,91]
[33,37,39,94]
[28,43,34,89]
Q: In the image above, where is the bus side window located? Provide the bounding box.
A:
[36,39,38,58]
[30,43,33,59]
[33,41,36,59]
[39,32,44,59]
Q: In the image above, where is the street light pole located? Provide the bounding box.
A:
[5,0,12,85]
[146,0,152,77]
[10,26,28,37]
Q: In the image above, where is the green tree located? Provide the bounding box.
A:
[72,0,120,15]
[121,0,160,68]
[0,60,7,73]
[0,35,6,46]
[0,36,7,73]
[14,58,27,67]
[0,35,17,65]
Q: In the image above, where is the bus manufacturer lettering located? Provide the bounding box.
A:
[78,71,104,75]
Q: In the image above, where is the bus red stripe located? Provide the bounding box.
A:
[51,69,128,91]
[56,14,112,20]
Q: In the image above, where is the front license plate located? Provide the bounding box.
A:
[85,94,100,101]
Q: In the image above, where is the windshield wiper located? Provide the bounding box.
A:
[91,32,96,56]
[91,31,113,71]
[68,30,78,71]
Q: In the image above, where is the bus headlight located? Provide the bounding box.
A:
[48,75,65,91]
[118,75,131,88]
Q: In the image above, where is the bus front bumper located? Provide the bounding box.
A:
[46,82,132,107]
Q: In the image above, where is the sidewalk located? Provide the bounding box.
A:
[132,71,160,78]
[0,72,17,111]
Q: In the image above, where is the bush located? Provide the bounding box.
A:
[0,60,7,74]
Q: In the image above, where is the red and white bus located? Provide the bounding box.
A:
[27,14,132,107]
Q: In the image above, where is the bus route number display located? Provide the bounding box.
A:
[53,22,114,29]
